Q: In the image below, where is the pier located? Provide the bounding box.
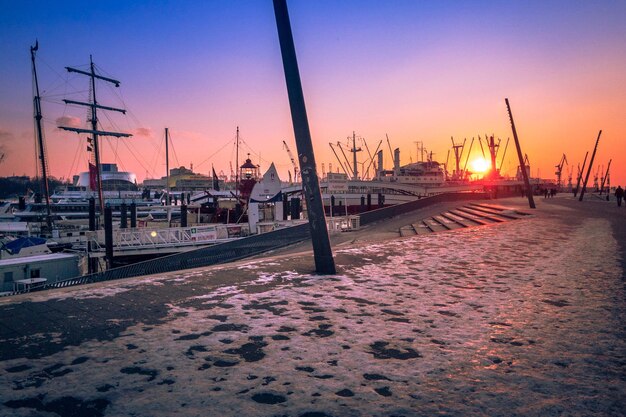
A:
[0,195,624,416]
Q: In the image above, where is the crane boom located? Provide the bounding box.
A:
[283,140,299,182]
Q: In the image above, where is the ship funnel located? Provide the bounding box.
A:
[377,150,384,177]
[394,148,400,174]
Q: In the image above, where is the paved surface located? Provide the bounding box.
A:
[1,196,624,416]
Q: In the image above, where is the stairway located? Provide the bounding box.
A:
[399,203,530,237]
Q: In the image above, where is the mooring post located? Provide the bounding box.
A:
[273,0,335,274]
[88,197,96,231]
[505,98,536,209]
[181,203,188,228]
[104,204,114,269]
[120,202,127,229]
[579,130,602,201]
[130,202,137,228]
[282,194,289,220]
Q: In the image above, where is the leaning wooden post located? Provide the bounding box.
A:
[273,0,336,274]
[505,98,535,209]
[573,151,588,197]
[579,130,602,201]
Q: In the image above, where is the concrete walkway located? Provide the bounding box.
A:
[1,196,624,416]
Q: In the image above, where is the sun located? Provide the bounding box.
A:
[470,157,491,174]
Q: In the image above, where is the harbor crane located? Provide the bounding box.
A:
[599,159,612,195]
[555,154,568,189]
[282,140,299,182]
[450,137,466,180]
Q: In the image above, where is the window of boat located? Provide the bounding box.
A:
[3,271,13,283]
[30,269,41,279]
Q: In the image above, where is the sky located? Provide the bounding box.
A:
[1,0,625,186]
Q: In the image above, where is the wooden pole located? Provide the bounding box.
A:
[579,130,602,201]
[273,0,336,274]
[505,98,535,209]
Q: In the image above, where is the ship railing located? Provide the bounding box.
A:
[86,224,250,252]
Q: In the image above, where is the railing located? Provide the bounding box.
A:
[327,215,360,233]
[87,224,250,252]
[0,223,310,296]
[359,191,489,225]
[256,216,360,234]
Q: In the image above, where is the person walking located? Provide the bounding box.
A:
[615,185,624,207]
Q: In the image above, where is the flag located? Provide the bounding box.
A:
[212,166,220,191]
[88,162,97,191]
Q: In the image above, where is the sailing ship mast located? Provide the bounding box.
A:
[59,56,132,214]
[165,127,170,205]
[30,41,52,232]
[235,126,240,200]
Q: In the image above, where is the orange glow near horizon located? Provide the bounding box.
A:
[470,157,491,176]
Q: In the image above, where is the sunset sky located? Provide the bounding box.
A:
[1,1,625,186]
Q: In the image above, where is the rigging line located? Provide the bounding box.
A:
[123,132,153,170]
[38,55,85,99]
[149,132,164,178]
[196,137,234,169]
[240,139,267,165]
[168,132,181,168]
[120,139,152,176]
[125,137,155,177]
[106,138,128,173]
[66,137,82,181]
[101,109,122,133]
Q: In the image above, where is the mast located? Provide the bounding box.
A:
[451,137,465,179]
[235,126,239,200]
[165,127,170,205]
[59,56,131,215]
[461,138,474,180]
[505,98,535,209]
[579,130,601,201]
[487,136,499,178]
[350,131,361,180]
[30,41,52,232]
[89,57,105,212]
[498,138,510,174]
[328,143,350,177]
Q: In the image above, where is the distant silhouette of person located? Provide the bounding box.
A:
[615,185,624,207]
[544,188,549,199]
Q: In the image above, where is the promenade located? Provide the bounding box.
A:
[1,196,624,416]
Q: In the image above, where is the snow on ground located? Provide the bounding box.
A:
[1,205,624,416]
